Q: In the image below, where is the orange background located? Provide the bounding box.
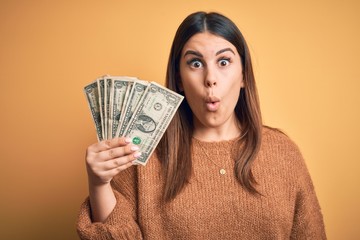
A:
[1,0,359,239]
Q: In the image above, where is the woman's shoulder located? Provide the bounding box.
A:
[257,127,317,197]
[260,125,304,165]
[262,126,299,150]
[262,125,288,138]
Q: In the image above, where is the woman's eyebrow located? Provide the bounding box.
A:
[183,50,203,58]
[216,48,235,56]
[183,48,235,58]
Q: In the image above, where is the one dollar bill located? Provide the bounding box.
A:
[84,80,103,141]
[84,76,184,166]
[122,82,184,165]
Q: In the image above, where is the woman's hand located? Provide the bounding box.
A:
[85,137,141,186]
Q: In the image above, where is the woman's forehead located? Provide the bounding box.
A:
[182,32,237,56]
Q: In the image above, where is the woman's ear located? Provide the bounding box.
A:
[240,78,245,88]
[240,73,245,88]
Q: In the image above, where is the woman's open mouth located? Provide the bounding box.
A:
[205,96,220,112]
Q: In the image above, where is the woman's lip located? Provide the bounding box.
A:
[206,101,220,111]
[204,96,221,111]
[205,96,220,103]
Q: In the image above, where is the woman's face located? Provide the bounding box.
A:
[179,32,244,134]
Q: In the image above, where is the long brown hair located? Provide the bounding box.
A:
[157,11,262,201]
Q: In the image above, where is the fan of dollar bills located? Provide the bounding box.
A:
[84,76,184,165]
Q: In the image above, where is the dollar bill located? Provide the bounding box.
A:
[117,80,149,137]
[104,77,113,139]
[122,82,184,165]
[97,78,105,140]
[84,76,184,166]
[110,77,134,138]
[83,81,103,141]
[117,81,133,135]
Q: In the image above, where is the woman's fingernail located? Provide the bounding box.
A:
[125,138,132,143]
[131,145,139,151]
[133,152,142,158]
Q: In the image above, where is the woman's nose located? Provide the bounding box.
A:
[206,79,217,87]
[205,68,217,87]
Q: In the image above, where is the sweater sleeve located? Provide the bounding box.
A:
[76,167,143,240]
[289,145,327,239]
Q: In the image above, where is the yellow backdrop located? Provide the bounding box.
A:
[1,0,359,239]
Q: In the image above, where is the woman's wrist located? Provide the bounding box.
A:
[88,180,116,222]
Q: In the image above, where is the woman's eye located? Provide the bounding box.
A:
[219,59,230,67]
[189,59,203,68]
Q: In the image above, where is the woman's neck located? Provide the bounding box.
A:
[192,120,242,142]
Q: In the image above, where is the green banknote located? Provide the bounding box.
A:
[84,76,184,166]
[83,80,103,141]
[122,82,184,165]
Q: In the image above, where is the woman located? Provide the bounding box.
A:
[77,11,326,239]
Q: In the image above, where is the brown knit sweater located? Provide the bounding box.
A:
[77,128,326,239]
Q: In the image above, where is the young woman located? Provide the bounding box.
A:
[77,11,326,239]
